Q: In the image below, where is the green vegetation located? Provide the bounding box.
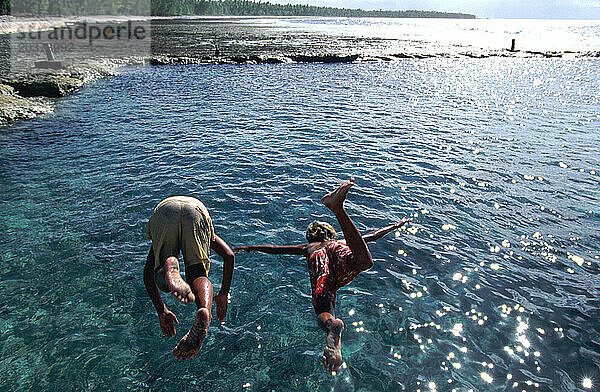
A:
[152,0,475,18]
[3,0,149,15]
[2,0,475,18]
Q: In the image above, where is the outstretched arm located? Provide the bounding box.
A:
[143,247,178,337]
[362,217,413,243]
[233,244,308,256]
[211,235,235,322]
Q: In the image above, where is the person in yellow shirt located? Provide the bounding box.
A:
[144,196,234,360]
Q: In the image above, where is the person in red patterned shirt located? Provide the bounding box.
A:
[234,178,411,373]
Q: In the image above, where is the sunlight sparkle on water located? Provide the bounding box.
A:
[583,378,593,389]
[451,323,463,336]
[568,254,585,266]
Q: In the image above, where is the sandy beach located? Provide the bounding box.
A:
[0,15,153,35]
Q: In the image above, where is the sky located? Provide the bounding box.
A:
[271,0,600,19]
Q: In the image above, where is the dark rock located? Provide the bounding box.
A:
[151,54,358,65]
[262,57,291,64]
[229,55,252,64]
[525,50,545,56]
[362,56,392,62]
[289,54,359,63]
[3,74,84,98]
[247,55,263,63]
[150,56,209,65]
[227,55,280,64]
[462,52,489,58]
[543,52,562,58]
[412,54,435,59]
[149,56,168,65]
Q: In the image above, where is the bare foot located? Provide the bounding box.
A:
[322,318,344,373]
[173,308,211,360]
[396,217,413,228]
[321,178,354,213]
[164,257,195,304]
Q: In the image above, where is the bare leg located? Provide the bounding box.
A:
[164,257,195,304]
[172,276,213,359]
[318,312,344,373]
[321,178,374,271]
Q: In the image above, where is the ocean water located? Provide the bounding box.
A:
[0,59,599,392]
[267,17,600,52]
[145,17,600,61]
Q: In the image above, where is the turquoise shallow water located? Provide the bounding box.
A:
[1,59,599,392]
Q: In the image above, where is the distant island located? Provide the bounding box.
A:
[2,0,476,19]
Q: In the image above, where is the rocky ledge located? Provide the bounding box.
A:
[0,58,141,127]
[2,48,598,128]
[148,53,361,65]
[0,83,53,127]
[146,49,599,66]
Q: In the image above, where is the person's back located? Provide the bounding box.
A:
[146,196,214,287]
[143,195,235,360]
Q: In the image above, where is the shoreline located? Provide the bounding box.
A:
[1,14,477,36]
[1,16,599,127]
[0,58,143,127]
[0,15,155,35]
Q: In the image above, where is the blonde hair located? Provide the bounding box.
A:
[306,221,337,243]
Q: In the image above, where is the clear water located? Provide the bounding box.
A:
[1,59,599,392]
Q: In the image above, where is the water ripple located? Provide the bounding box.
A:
[0,59,599,392]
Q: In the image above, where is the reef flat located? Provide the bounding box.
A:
[1,16,598,127]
